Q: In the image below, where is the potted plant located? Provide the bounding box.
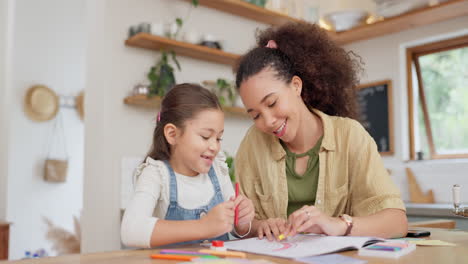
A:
[146,0,198,97]
[225,152,235,183]
[173,0,199,39]
[147,50,180,97]
[216,78,237,107]
[203,78,237,107]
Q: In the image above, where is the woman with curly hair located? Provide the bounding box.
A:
[234,22,407,241]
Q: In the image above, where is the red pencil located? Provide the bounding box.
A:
[235,182,239,226]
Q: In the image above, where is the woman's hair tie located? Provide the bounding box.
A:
[265,40,278,49]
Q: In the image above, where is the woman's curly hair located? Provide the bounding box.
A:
[235,22,362,119]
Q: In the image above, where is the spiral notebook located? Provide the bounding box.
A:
[223,234,383,259]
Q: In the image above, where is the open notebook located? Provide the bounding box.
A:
[223,234,383,259]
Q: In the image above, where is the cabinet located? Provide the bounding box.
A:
[0,221,10,260]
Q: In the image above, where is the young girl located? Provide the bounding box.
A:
[121,84,254,247]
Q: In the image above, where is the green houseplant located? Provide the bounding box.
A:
[215,78,237,107]
[225,152,235,183]
[174,0,199,39]
[147,50,180,97]
[146,0,199,97]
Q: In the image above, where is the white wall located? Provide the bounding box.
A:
[6,0,85,259]
[317,0,375,14]
[344,16,468,204]
[0,0,14,221]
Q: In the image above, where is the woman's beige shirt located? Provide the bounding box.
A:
[235,109,405,220]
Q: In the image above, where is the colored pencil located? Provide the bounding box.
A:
[199,249,247,258]
[160,249,210,255]
[150,254,197,261]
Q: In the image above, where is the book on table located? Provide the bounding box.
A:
[223,234,385,259]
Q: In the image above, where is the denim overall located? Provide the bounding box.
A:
[163,161,230,245]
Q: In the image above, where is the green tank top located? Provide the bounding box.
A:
[281,136,323,217]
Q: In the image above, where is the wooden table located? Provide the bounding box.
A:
[2,228,468,263]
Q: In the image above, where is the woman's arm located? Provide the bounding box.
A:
[288,120,408,239]
[287,206,407,239]
[348,208,407,238]
[347,121,408,238]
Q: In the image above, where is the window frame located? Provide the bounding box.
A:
[406,35,468,160]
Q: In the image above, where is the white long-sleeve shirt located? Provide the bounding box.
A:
[120,153,235,248]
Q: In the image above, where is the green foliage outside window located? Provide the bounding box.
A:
[417,46,468,156]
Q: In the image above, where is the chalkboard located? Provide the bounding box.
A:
[356,80,394,155]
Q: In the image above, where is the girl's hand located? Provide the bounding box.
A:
[257,218,289,241]
[231,195,255,234]
[201,200,235,238]
[232,195,255,226]
[287,205,347,237]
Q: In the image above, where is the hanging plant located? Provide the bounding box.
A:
[173,0,199,39]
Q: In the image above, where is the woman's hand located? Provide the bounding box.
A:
[287,205,347,237]
[256,218,290,241]
[201,200,235,238]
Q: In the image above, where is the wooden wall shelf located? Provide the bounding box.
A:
[124,94,162,108]
[186,0,302,26]
[188,0,468,45]
[124,95,248,117]
[125,33,240,66]
[331,0,468,45]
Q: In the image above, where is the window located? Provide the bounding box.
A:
[407,35,468,160]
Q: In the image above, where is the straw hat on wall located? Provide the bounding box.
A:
[24,85,59,122]
[75,91,84,121]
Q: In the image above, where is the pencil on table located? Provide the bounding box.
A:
[199,249,247,258]
[150,254,198,261]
